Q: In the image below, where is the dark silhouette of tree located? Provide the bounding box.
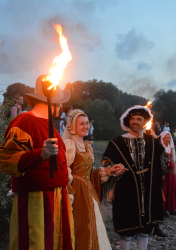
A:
[3,83,34,108]
[152,90,176,130]
[116,91,147,118]
[64,79,147,139]
[85,99,122,140]
[65,79,120,111]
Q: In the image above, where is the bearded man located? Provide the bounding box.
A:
[100,105,169,250]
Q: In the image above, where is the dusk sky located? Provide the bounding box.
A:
[1,0,176,101]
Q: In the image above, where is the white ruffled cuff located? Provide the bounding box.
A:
[99,166,111,183]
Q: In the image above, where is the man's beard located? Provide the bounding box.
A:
[130,123,142,132]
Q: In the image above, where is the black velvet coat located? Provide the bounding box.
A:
[103,133,166,234]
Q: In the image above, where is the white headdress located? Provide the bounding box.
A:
[62,109,88,152]
[160,131,174,154]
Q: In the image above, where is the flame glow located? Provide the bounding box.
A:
[43,24,72,89]
[146,101,152,106]
[146,120,152,130]
[145,101,152,130]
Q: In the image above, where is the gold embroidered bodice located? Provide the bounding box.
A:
[72,143,93,184]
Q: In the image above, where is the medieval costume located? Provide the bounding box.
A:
[99,106,168,250]
[62,109,112,250]
[0,75,74,250]
[160,131,176,214]
[143,126,167,237]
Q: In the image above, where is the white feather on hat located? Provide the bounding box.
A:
[120,105,153,131]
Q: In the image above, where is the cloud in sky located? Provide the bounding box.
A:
[41,15,101,52]
[115,28,154,60]
[166,79,176,88]
[71,1,95,15]
[137,62,151,70]
[166,55,176,74]
[118,74,158,99]
[0,34,53,74]
[1,0,176,99]
[71,0,118,15]
[130,79,157,99]
[0,13,101,77]
[0,0,106,92]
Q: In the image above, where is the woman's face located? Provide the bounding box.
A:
[163,133,171,146]
[76,115,89,138]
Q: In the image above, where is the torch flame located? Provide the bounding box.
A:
[146,101,152,106]
[43,24,72,89]
[146,120,152,130]
[145,101,152,130]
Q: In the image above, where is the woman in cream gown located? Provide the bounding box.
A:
[62,109,112,250]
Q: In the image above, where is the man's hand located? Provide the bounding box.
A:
[41,138,58,161]
[110,164,128,175]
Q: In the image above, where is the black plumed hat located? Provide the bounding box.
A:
[120,105,152,131]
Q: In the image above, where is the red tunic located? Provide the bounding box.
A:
[4,112,74,250]
[5,111,68,191]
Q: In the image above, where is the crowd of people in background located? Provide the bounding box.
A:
[59,105,73,136]
[153,121,171,136]
[2,95,175,145]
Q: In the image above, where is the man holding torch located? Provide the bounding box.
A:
[99,105,169,250]
[0,75,74,250]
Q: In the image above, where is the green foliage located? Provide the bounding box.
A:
[0,172,12,247]
[116,90,147,118]
[3,93,21,120]
[85,99,122,140]
[152,89,176,130]
[0,99,14,247]
[0,96,16,143]
[3,82,34,109]
[74,99,92,110]
[65,79,120,111]
[64,79,147,139]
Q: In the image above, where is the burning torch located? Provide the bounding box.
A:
[42,24,72,178]
[145,101,152,134]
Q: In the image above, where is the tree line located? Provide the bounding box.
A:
[2,80,176,140]
[64,80,147,139]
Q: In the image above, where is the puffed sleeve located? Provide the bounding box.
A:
[64,139,76,185]
[0,127,43,177]
[64,139,76,167]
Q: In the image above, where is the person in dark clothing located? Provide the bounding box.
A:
[161,122,166,132]
[63,105,73,126]
[99,105,169,250]
[153,121,161,136]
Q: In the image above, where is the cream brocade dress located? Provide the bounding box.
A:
[64,139,112,250]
